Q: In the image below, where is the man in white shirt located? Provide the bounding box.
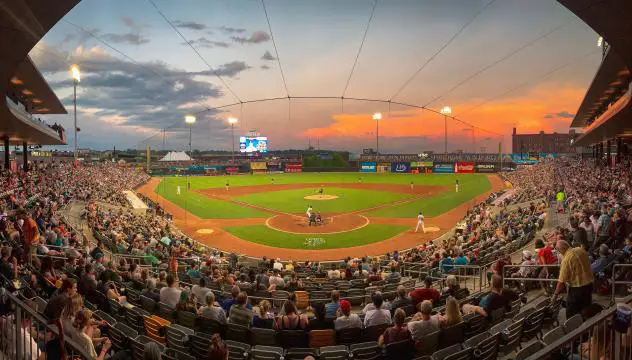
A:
[363,294,392,327]
[362,291,391,314]
[334,300,362,330]
[273,258,283,271]
[159,274,182,308]
[415,212,425,233]
[192,277,211,304]
[268,270,285,289]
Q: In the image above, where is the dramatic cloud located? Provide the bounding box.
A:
[231,31,270,44]
[102,32,150,45]
[544,110,575,119]
[184,37,230,49]
[261,50,276,61]
[30,43,248,140]
[173,20,207,31]
[218,25,246,34]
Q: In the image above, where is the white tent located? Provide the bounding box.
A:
[159,151,193,162]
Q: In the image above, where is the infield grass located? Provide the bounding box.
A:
[224,224,409,249]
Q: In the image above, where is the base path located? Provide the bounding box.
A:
[136,175,505,261]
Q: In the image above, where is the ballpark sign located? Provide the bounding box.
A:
[455,162,475,173]
[391,162,411,173]
[360,162,377,172]
[433,163,454,173]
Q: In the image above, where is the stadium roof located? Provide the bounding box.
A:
[0,0,79,145]
[159,151,193,162]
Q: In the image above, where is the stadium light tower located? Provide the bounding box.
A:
[70,65,81,162]
[440,106,452,154]
[228,117,238,164]
[184,115,196,224]
[373,112,382,162]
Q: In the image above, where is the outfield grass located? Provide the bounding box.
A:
[234,187,409,214]
[157,173,486,189]
[155,178,268,218]
[224,224,409,249]
[364,175,491,218]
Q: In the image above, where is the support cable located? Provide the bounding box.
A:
[261,0,290,97]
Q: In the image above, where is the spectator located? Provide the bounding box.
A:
[362,291,390,314]
[408,300,442,341]
[306,303,334,331]
[409,278,440,307]
[364,293,392,327]
[44,278,77,320]
[570,217,589,250]
[186,262,201,279]
[141,278,161,303]
[390,285,412,312]
[595,209,611,248]
[334,300,362,330]
[144,342,163,360]
[443,296,462,327]
[159,274,181,309]
[378,308,411,346]
[273,258,283,271]
[228,292,252,327]
[325,290,340,318]
[441,275,460,297]
[274,300,308,330]
[221,286,240,314]
[454,249,468,267]
[176,291,197,314]
[479,275,517,317]
[327,265,341,280]
[268,270,285,290]
[511,250,536,278]
[385,265,401,283]
[252,300,274,329]
[551,240,594,318]
[440,253,454,273]
[198,292,226,323]
[73,309,112,360]
[0,246,17,281]
[207,333,228,360]
[192,277,211,303]
[535,238,557,293]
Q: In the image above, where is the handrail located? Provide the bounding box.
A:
[611,263,632,305]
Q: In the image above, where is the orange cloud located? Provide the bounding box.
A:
[299,82,587,151]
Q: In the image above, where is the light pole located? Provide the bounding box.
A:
[184,115,196,224]
[440,106,451,154]
[71,65,81,162]
[373,112,382,163]
[228,117,238,164]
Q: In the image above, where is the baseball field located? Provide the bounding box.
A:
[136,172,503,259]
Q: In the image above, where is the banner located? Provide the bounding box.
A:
[360,162,377,172]
[475,162,498,173]
[455,162,475,173]
[250,161,267,170]
[225,167,239,173]
[377,163,391,173]
[285,163,302,173]
[433,162,454,173]
[410,161,433,168]
[391,162,411,173]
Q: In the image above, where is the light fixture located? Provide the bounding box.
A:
[440,106,452,115]
[597,36,603,47]
[71,64,81,83]
[228,116,238,124]
[372,112,382,121]
[185,115,196,124]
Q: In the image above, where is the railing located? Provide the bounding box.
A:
[0,291,92,359]
[612,264,632,305]
[501,264,562,288]
[435,264,487,293]
[527,294,632,360]
[5,95,65,142]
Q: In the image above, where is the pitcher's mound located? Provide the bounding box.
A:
[304,194,338,200]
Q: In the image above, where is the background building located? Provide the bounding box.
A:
[511,128,577,154]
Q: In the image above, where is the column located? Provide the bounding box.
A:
[600,142,605,167]
[22,141,28,172]
[3,138,9,170]
[616,138,622,165]
[607,139,611,167]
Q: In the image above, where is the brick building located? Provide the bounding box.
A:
[511,128,577,154]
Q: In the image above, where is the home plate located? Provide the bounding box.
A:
[196,229,214,234]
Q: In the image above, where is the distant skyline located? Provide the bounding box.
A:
[30,0,602,153]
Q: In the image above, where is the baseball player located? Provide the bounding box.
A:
[415,211,425,233]
[306,205,313,220]
[177,185,181,195]
[225,182,230,191]
[455,179,459,193]
[410,181,414,190]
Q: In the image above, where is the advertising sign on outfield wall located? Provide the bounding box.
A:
[475,163,499,173]
[377,163,391,173]
[455,162,475,173]
[360,162,377,172]
[250,161,268,170]
[410,161,434,168]
[433,162,454,173]
[285,163,302,173]
[391,162,411,173]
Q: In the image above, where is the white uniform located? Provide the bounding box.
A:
[415,214,425,233]
[455,183,459,192]
[306,207,313,219]
[177,186,181,195]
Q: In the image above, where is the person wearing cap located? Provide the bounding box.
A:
[334,300,362,330]
[364,293,392,327]
[511,250,536,278]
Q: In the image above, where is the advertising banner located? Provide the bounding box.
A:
[285,163,303,173]
[455,162,475,173]
[360,162,377,173]
[225,167,239,173]
[475,162,498,173]
[433,162,454,173]
[410,161,434,168]
[377,163,391,173]
[250,161,267,170]
[391,162,411,173]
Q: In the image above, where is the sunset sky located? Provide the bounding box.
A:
[31,0,602,153]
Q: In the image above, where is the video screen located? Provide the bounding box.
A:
[239,136,268,153]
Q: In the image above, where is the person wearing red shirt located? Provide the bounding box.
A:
[18,210,40,265]
[409,278,440,307]
[535,238,558,293]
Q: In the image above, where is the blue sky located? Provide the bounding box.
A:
[31,0,602,153]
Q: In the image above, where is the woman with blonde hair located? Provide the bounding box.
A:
[252,300,274,329]
[443,296,462,327]
[73,310,112,360]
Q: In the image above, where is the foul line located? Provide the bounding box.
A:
[264,215,370,235]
